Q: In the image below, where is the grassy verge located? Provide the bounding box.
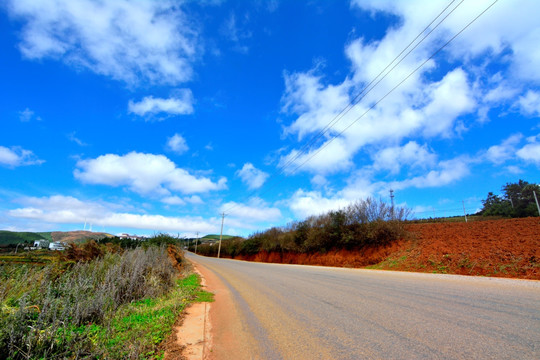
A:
[72,273,213,359]
[0,242,213,359]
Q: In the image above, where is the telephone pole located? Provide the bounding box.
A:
[462,200,468,223]
[389,189,395,219]
[195,231,199,254]
[534,191,540,216]
[217,213,225,258]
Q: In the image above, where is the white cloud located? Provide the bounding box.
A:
[373,141,436,174]
[311,174,328,187]
[166,134,189,154]
[7,0,198,85]
[67,132,87,146]
[161,194,203,206]
[221,12,251,53]
[506,165,523,175]
[220,198,281,222]
[129,90,194,116]
[0,146,44,167]
[518,91,540,117]
[351,0,540,82]
[236,163,269,190]
[279,136,353,175]
[74,152,227,196]
[485,134,523,165]
[388,157,470,191]
[161,196,186,206]
[18,108,41,122]
[281,71,352,141]
[287,189,351,219]
[280,65,473,175]
[279,0,539,177]
[516,135,540,165]
[8,195,218,233]
[185,195,203,205]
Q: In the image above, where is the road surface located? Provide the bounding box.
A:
[186,253,540,360]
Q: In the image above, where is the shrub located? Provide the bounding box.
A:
[196,197,410,258]
[0,245,182,359]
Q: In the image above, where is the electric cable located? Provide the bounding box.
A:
[221,0,461,216]
[222,0,497,216]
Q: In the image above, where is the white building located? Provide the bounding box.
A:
[49,241,66,251]
[33,240,49,249]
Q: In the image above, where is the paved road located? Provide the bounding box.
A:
[186,253,540,360]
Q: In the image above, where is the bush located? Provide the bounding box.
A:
[0,245,182,359]
[195,197,410,258]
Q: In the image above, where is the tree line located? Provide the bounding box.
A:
[480,179,540,217]
[191,197,411,258]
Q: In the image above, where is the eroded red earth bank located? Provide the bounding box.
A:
[232,217,540,280]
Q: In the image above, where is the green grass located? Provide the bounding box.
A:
[0,250,56,265]
[367,255,408,270]
[69,273,214,359]
[201,234,234,240]
[36,232,53,242]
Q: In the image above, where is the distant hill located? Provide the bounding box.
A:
[0,231,47,246]
[0,230,113,246]
[51,231,113,243]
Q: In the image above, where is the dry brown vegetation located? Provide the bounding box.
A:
[51,230,113,243]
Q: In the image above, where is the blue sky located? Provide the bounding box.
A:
[1,0,539,237]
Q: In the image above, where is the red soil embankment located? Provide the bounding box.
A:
[233,217,540,280]
[392,217,540,279]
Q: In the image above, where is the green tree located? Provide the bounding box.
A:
[481,192,512,216]
[481,180,540,217]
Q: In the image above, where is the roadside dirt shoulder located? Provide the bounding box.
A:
[172,257,258,360]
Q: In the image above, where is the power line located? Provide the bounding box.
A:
[222,0,465,216]
[288,0,499,176]
[277,0,464,175]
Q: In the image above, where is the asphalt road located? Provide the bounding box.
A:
[186,253,540,360]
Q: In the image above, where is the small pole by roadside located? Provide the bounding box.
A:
[195,231,199,254]
[217,212,225,258]
[389,189,395,220]
[533,191,540,216]
[462,200,468,223]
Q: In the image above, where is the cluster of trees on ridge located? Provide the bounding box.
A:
[480,179,540,217]
[191,197,411,258]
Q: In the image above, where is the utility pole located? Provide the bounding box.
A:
[533,191,540,216]
[389,189,395,219]
[462,200,468,223]
[217,212,225,259]
[195,231,199,254]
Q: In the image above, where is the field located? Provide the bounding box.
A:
[375,216,539,279]
[232,217,540,280]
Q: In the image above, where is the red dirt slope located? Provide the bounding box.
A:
[234,217,540,280]
[384,217,540,279]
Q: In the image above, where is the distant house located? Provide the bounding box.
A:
[33,240,50,249]
[49,241,66,251]
[119,233,146,241]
